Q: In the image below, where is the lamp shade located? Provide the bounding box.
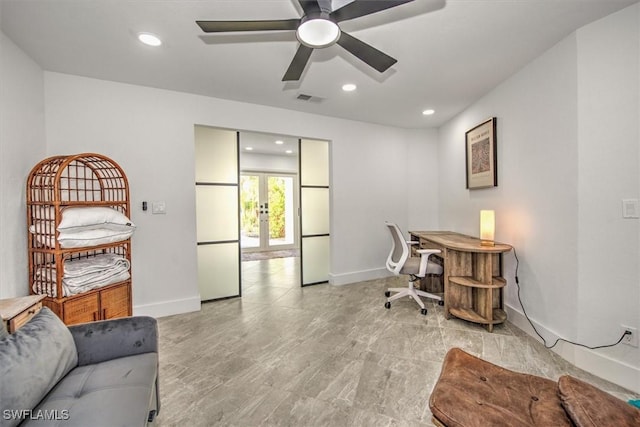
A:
[480,210,495,246]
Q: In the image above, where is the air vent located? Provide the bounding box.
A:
[296,93,324,103]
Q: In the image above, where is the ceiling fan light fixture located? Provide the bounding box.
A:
[296,18,340,48]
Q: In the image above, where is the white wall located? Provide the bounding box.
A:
[0,31,46,298]
[407,128,440,231]
[43,72,439,314]
[575,5,639,390]
[440,32,581,336]
[437,5,639,392]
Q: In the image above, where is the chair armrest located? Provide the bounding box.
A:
[416,249,442,277]
[416,249,441,256]
[69,316,158,366]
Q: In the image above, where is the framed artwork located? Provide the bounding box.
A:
[465,117,497,189]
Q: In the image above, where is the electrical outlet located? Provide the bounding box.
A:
[621,325,638,347]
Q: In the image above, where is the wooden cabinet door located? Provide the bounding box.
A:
[100,283,131,320]
[63,293,100,325]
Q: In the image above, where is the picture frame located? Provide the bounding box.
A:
[465,117,497,189]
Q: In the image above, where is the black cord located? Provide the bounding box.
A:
[513,248,630,349]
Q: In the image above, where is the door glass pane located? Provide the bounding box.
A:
[198,243,240,300]
[300,139,328,186]
[240,175,260,248]
[300,138,329,286]
[195,186,238,242]
[302,236,329,284]
[268,176,295,247]
[301,187,329,236]
[195,127,238,183]
[194,125,240,301]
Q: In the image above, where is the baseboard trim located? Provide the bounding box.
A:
[133,295,201,318]
[505,304,640,393]
[329,268,391,286]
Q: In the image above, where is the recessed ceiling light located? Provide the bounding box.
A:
[245,147,253,151]
[342,83,357,92]
[275,140,284,145]
[285,150,293,154]
[422,109,435,116]
[138,33,162,47]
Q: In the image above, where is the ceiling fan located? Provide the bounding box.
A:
[196,0,414,81]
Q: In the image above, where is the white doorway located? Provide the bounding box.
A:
[194,127,330,303]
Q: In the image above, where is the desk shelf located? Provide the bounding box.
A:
[448,275,507,332]
[449,307,507,325]
[449,276,506,289]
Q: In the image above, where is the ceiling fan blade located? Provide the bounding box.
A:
[282,45,314,81]
[298,0,321,16]
[330,0,414,23]
[337,32,397,73]
[196,19,299,33]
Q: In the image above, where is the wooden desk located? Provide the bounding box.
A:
[410,231,512,332]
[0,294,46,333]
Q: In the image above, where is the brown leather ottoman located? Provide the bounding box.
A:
[429,348,640,427]
[429,348,572,426]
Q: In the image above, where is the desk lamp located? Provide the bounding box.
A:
[480,210,495,246]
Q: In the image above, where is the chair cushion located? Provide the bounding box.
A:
[400,257,441,276]
[429,348,572,426]
[558,375,640,427]
[0,307,78,427]
[23,352,158,427]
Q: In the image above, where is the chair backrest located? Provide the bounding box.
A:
[385,222,410,276]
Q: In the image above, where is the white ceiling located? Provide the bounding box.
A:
[240,131,299,156]
[1,0,637,129]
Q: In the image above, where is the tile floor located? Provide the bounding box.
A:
[154,257,638,426]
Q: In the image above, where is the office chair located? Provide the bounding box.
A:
[384,222,443,315]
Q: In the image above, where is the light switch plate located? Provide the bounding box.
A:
[622,199,639,218]
[151,201,166,215]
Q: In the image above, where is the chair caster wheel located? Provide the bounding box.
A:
[438,300,444,306]
[385,302,391,309]
[384,291,391,297]
[420,308,428,315]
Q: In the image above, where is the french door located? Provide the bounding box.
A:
[240,173,298,251]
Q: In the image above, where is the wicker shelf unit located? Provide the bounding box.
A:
[26,153,132,325]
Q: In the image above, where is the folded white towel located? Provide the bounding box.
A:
[34,253,131,297]
[62,253,130,279]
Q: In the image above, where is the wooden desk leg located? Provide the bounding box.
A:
[443,248,451,320]
[475,252,494,332]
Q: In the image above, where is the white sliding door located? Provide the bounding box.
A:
[299,138,330,286]
[195,126,241,301]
